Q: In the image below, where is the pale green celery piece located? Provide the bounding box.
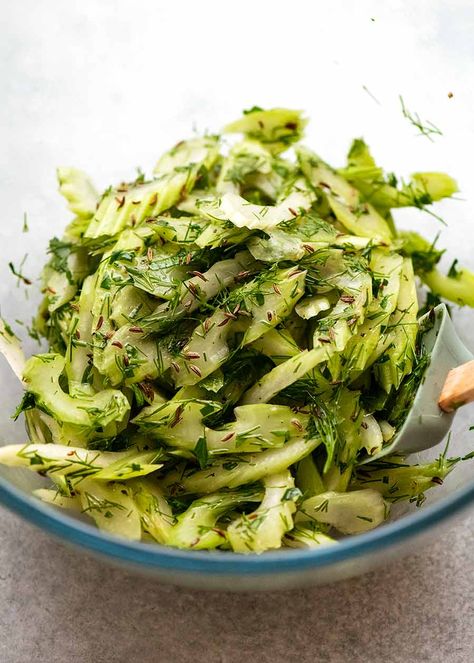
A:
[351,455,457,502]
[243,152,294,201]
[91,229,145,331]
[379,420,396,442]
[345,137,379,171]
[311,252,374,338]
[85,172,193,241]
[340,250,403,381]
[66,274,96,394]
[296,295,332,320]
[297,146,360,207]
[177,191,208,215]
[142,251,257,330]
[242,267,306,345]
[360,415,384,456]
[423,266,474,307]
[109,285,154,327]
[79,479,142,541]
[205,404,309,454]
[122,254,175,302]
[34,488,83,511]
[227,471,299,553]
[327,196,393,243]
[296,489,388,534]
[34,409,122,449]
[283,522,337,548]
[171,310,236,387]
[194,219,250,249]
[223,107,307,154]
[315,320,352,359]
[147,215,208,244]
[0,443,151,481]
[247,230,306,262]
[164,437,321,495]
[250,327,301,365]
[199,367,228,393]
[410,172,458,201]
[85,180,168,240]
[217,139,274,195]
[342,317,383,382]
[339,138,458,209]
[86,136,219,240]
[0,318,26,382]
[57,167,99,219]
[369,250,404,314]
[240,346,333,405]
[153,135,220,176]
[297,147,392,242]
[374,258,419,392]
[316,250,372,332]
[43,247,90,313]
[123,243,190,300]
[167,487,263,551]
[90,230,146,372]
[295,454,326,497]
[333,387,364,466]
[23,354,130,429]
[198,179,315,232]
[247,231,375,264]
[24,409,51,445]
[26,409,86,448]
[152,214,250,251]
[323,465,353,493]
[318,388,363,486]
[63,216,94,240]
[94,325,168,387]
[133,400,222,451]
[330,235,384,250]
[129,478,175,544]
[351,173,458,211]
[92,450,163,481]
[245,169,285,200]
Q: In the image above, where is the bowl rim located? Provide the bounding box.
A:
[1,471,473,575]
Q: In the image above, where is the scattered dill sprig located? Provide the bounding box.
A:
[400,95,443,142]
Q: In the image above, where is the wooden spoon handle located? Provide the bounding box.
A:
[439,359,474,413]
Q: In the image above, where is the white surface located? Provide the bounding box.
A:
[1,1,474,660]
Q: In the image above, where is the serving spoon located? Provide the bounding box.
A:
[361,303,474,463]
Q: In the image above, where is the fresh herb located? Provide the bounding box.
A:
[8,256,32,286]
[448,258,461,279]
[194,437,209,469]
[400,95,443,141]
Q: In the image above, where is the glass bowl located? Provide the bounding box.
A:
[2,84,474,589]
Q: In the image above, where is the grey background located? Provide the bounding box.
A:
[2,1,474,661]
[0,507,473,662]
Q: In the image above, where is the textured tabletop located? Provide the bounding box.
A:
[0,507,473,663]
[2,1,474,661]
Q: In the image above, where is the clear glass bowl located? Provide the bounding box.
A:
[2,91,474,589]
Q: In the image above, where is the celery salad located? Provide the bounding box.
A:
[1,107,473,553]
